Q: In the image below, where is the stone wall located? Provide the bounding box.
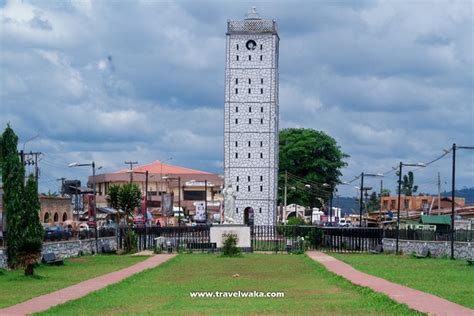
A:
[383,238,472,259]
[0,237,117,270]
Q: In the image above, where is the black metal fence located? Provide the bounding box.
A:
[251,226,383,252]
[384,229,473,242]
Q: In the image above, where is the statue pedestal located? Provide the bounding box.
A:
[210,225,251,249]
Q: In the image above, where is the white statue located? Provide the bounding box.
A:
[222,184,237,224]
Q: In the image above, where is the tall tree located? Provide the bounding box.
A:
[17,175,43,275]
[117,183,141,253]
[1,125,25,267]
[279,128,348,208]
[400,171,418,196]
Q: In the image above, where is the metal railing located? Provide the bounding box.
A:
[384,228,473,242]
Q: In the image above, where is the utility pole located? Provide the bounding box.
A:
[284,170,288,220]
[437,172,441,215]
[18,151,42,182]
[451,144,456,260]
[124,161,138,183]
[359,172,364,227]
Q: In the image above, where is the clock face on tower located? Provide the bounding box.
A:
[246,39,257,50]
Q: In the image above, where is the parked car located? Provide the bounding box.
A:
[44,226,71,241]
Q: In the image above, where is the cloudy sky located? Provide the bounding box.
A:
[1,0,472,197]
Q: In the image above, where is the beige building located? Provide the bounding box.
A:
[90,160,223,217]
[40,195,73,224]
[380,195,465,212]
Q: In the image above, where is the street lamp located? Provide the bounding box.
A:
[359,173,384,227]
[68,161,101,254]
[449,144,474,259]
[396,162,425,255]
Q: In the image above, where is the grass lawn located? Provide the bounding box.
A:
[39,254,419,315]
[0,254,148,308]
[331,253,474,309]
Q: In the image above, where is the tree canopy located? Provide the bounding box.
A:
[279,128,348,208]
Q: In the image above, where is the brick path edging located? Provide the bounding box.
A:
[307,251,473,316]
[0,254,176,316]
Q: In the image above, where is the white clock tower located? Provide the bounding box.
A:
[224,8,279,226]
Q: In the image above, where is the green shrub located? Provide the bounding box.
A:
[221,234,241,257]
[287,217,306,226]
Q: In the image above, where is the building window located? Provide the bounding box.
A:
[261,78,264,84]
[62,213,67,222]
[248,185,251,192]
[235,118,238,124]
[260,141,263,147]
[260,175,263,181]
[260,186,263,192]
[260,44,263,50]
[260,88,263,94]
[237,176,239,182]
[383,200,388,210]
[260,153,263,158]
[235,152,238,158]
[248,55,251,61]
[236,185,239,192]
[54,212,59,222]
[235,141,238,147]
[261,106,263,112]
[249,107,252,113]
[235,88,238,94]
[404,199,409,209]
[248,176,251,181]
[248,78,251,84]
[260,118,263,124]
[249,118,252,124]
[235,78,238,84]
[236,55,239,61]
[236,44,239,50]
[260,55,263,61]
[235,106,238,112]
[236,207,239,213]
[259,208,262,213]
[390,200,396,209]
[248,153,251,158]
[44,212,50,223]
[248,141,251,147]
[248,88,251,94]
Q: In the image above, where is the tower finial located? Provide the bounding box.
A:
[245,6,261,20]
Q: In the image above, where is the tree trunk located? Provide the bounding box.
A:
[25,264,34,276]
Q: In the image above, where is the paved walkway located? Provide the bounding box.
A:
[0,254,176,316]
[307,251,473,316]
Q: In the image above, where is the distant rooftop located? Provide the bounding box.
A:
[228,7,278,34]
[116,160,212,175]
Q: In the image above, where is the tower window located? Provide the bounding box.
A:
[260,186,263,192]
[259,207,262,213]
[260,55,263,61]
[235,106,238,112]
[248,88,251,94]
[249,118,252,124]
[260,88,263,94]
[237,176,239,182]
[248,186,251,192]
[261,78,264,84]
[235,141,238,147]
[236,55,239,61]
[249,107,252,113]
[235,152,238,158]
[236,44,239,50]
[236,208,238,213]
[235,88,238,94]
[235,78,238,84]
[260,175,263,181]
[260,141,263,147]
[236,186,239,192]
[248,141,251,147]
[248,55,251,61]
[248,153,251,158]
[260,118,263,124]
[248,176,251,181]
[248,78,251,84]
[260,153,263,158]
[261,106,263,113]
[260,44,263,50]
[235,118,238,124]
